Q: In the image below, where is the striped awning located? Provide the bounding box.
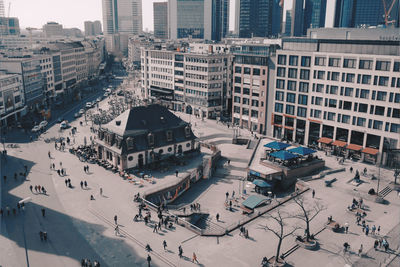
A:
[362,147,379,155]
[332,140,347,147]
[346,144,362,151]
[317,137,333,144]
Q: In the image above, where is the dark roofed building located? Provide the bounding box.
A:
[95,104,197,170]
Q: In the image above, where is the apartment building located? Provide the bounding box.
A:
[0,72,26,127]
[272,38,400,166]
[231,41,280,134]
[38,54,55,103]
[141,44,232,118]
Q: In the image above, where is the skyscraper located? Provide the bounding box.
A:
[334,0,399,28]
[154,2,168,39]
[291,0,304,36]
[168,0,228,40]
[303,0,326,32]
[84,21,103,36]
[238,0,283,38]
[284,10,292,36]
[101,0,142,35]
[0,0,4,17]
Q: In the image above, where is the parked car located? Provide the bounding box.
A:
[31,125,40,132]
[39,120,48,129]
[60,121,69,129]
[85,102,92,109]
[96,97,102,102]
[79,109,85,115]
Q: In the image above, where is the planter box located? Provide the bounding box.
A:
[295,238,317,250]
[268,256,287,267]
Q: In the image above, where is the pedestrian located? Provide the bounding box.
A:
[365,225,370,236]
[48,151,51,158]
[41,208,45,217]
[146,254,151,267]
[153,224,158,233]
[90,195,95,200]
[216,213,220,221]
[158,221,162,230]
[175,170,179,177]
[350,166,353,173]
[52,163,55,170]
[84,166,86,173]
[227,159,230,165]
[65,179,68,187]
[178,245,183,258]
[358,244,363,256]
[84,181,88,188]
[312,189,315,198]
[114,225,120,236]
[57,169,60,176]
[344,222,349,234]
[80,181,83,188]
[60,161,62,167]
[61,169,64,176]
[38,185,41,193]
[29,185,33,192]
[114,215,118,224]
[232,190,235,198]
[86,165,89,173]
[372,225,376,235]
[379,238,383,248]
[377,226,381,235]
[145,244,152,252]
[39,231,43,241]
[226,192,229,200]
[192,252,199,263]
[374,239,379,250]
[100,188,103,196]
[163,240,167,250]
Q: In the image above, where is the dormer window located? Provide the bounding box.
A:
[166,130,173,142]
[148,133,155,146]
[184,125,191,138]
[126,137,134,150]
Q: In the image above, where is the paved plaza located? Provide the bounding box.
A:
[1,85,399,267]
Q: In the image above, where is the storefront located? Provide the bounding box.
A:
[346,144,362,160]
[332,140,347,156]
[362,147,379,164]
[317,137,333,152]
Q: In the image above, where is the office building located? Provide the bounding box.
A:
[272,37,400,166]
[168,0,228,41]
[93,21,102,35]
[303,0,326,30]
[231,41,280,134]
[334,0,399,28]
[141,44,233,118]
[237,0,282,38]
[291,0,304,36]
[85,21,102,36]
[0,0,4,17]
[153,2,168,39]
[0,17,20,35]
[43,22,64,37]
[284,10,292,36]
[0,72,26,128]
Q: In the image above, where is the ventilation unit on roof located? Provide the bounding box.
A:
[115,120,121,126]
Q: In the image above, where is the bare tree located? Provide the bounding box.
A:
[293,195,325,242]
[261,210,300,263]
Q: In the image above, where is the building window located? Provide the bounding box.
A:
[359,59,372,70]
[373,120,383,130]
[243,88,250,95]
[358,103,368,113]
[378,76,389,86]
[289,56,298,66]
[234,96,241,103]
[299,82,309,92]
[327,112,335,121]
[242,98,250,105]
[286,93,296,103]
[315,57,325,66]
[128,156,133,161]
[346,73,355,83]
[297,107,307,117]
[331,72,340,81]
[357,117,366,127]
[148,133,155,146]
[285,104,295,115]
[276,79,285,89]
[235,66,242,73]
[242,108,249,115]
[360,89,369,99]
[343,101,352,110]
[277,67,286,77]
[288,68,297,79]
[376,91,387,101]
[301,56,311,67]
[314,84,323,92]
[330,86,338,95]
[390,123,400,133]
[251,99,259,107]
[234,86,241,93]
[375,105,385,115]
[328,58,341,67]
[287,81,296,91]
[186,143,191,148]
[298,94,308,105]
[342,115,350,124]
[251,110,258,118]
[314,110,321,118]
[244,67,251,75]
[344,87,353,97]
[394,62,400,72]
[328,99,337,108]
[300,69,310,80]
[166,130,173,141]
[168,147,172,152]
[275,103,283,113]
[315,97,323,105]
[317,71,325,80]
[375,61,391,71]
[343,58,356,68]
[253,68,260,76]
[234,106,241,113]
[275,91,284,101]
[361,75,371,84]
[278,55,286,65]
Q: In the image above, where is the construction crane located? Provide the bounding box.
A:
[382,0,397,26]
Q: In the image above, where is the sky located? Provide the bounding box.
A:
[10,0,334,32]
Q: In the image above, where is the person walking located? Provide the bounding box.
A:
[175,170,179,177]
[114,215,118,225]
[350,166,353,173]
[146,254,151,267]
[358,244,363,256]
[312,189,315,198]
[344,222,349,234]
[114,225,120,236]
[163,240,167,251]
[225,192,229,200]
[365,225,370,236]
[378,225,381,235]
[153,224,158,233]
[80,181,83,188]
[48,151,51,158]
[84,181,88,188]
[178,245,183,258]
[192,252,199,263]
[29,185,33,192]
[216,213,220,222]
[100,188,103,196]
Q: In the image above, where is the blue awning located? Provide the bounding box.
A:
[242,195,269,209]
[253,179,272,188]
[288,146,317,156]
[270,150,299,160]
[264,141,291,150]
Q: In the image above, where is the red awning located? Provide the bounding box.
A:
[317,137,333,144]
[332,140,347,147]
[346,144,362,151]
[362,147,379,155]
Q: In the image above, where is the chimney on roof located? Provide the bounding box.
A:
[115,120,121,126]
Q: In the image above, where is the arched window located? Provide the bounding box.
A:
[184,125,191,138]
[148,133,155,146]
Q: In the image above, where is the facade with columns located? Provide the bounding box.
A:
[94,104,197,170]
[271,38,400,167]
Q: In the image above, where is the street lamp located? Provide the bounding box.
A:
[19,197,32,267]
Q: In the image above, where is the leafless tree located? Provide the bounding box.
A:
[261,210,300,263]
[293,195,325,242]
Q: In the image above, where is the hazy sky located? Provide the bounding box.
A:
[10,0,333,31]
